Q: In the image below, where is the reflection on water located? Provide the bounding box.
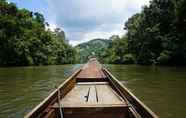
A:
[106,65,186,118]
[0,64,186,118]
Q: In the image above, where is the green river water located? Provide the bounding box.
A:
[0,64,186,118]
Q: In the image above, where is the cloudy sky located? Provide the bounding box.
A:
[8,0,150,45]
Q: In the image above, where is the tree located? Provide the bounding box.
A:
[0,0,76,66]
[124,0,186,65]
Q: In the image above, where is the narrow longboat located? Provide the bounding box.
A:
[25,58,158,118]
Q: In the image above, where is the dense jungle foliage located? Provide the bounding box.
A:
[124,0,186,65]
[0,0,76,66]
[1,0,186,66]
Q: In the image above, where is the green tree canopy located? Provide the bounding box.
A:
[0,0,76,66]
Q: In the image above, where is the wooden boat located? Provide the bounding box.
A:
[25,58,158,118]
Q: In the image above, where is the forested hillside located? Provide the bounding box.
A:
[76,39,112,63]
[76,36,134,64]
[0,0,76,66]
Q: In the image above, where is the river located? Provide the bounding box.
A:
[0,64,186,118]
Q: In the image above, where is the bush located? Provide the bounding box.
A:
[157,50,171,64]
[123,53,135,64]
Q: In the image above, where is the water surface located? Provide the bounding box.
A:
[106,65,186,118]
[0,65,80,118]
[0,64,186,118]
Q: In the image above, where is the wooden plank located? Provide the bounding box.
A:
[87,86,97,103]
[76,69,106,79]
[77,82,108,85]
[96,84,124,104]
[76,59,107,80]
[53,103,128,108]
[53,83,127,108]
[55,106,128,118]
[59,85,90,106]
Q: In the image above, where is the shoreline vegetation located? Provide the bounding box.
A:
[0,0,77,66]
[1,0,186,66]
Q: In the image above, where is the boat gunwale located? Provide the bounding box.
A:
[103,68,159,118]
[25,62,159,118]
[24,69,81,118]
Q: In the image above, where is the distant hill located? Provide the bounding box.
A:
[76,39,112,63]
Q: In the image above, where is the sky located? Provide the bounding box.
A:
[8,0,150,46]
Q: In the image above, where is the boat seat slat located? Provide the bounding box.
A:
[53,82,127,108]
[76,82,108,85]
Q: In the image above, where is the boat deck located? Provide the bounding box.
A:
[53,82,128,118]
[53,82,127,108]
[76,59,107,81]
[25,58,158,118]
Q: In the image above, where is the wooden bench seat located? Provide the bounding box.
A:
[53,82,127,108]
[52,82,128,118]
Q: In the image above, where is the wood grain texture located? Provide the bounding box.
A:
[76,59,107,81]
[55,106,128,118]
[25,58,158,118]
[53,82,127,108]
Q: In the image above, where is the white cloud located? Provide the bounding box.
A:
[77,23,125,44]
[47,0,150,45]
[46,23,57,31]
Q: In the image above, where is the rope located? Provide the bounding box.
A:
[56,86,63,118]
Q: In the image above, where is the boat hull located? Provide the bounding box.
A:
[25,59,158,118]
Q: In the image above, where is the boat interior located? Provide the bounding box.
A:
[51,59,129,118]
[25,58,158,118]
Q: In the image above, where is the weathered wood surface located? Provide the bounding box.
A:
[56,106,128,118]
[53,82,126,108]
[76,58,107,81]
[25,58,158,118]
